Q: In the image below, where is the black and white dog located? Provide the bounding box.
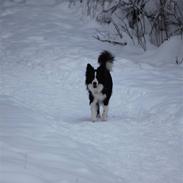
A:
[85,51,114,122]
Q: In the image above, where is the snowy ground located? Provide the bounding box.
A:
[0,1,183,183]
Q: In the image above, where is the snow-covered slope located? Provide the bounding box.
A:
[0,1,183,183]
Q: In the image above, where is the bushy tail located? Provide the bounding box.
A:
[98,50,114,66]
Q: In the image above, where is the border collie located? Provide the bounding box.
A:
[85,51,114,122]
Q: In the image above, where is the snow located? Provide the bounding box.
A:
[0,1,183,183]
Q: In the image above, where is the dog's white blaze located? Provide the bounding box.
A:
[92,70,98,85]
[94,70,97,78]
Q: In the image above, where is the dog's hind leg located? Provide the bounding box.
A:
[102,98,110,121]
[102,105,109,121]
[96,102,100,118]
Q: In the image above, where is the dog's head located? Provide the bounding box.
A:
[85,64,103,93]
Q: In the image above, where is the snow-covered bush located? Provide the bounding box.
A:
[79,0,183,50]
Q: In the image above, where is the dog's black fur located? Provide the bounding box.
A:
[85,51,114,121]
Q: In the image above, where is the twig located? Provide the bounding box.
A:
[93,35,127,46]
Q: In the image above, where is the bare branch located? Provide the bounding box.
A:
[93,35,127,46]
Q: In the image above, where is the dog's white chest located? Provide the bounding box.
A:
[93,92,106,101]
[88,84,106,102]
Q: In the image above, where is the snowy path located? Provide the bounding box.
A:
[0,1,183,183]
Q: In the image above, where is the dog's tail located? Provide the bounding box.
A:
[98,51,114,70]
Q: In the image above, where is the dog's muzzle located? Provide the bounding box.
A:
[92,81,97,88]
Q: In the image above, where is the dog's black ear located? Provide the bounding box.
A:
[85,64,94,85]
[86,64,94,72]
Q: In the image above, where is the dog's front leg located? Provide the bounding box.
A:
[102,105,109,121]
[90,101,97,122]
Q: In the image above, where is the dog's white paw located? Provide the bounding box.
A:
[91,111,97,122]
[97,113,101,119]
[101,105,109,121]
[101,115,107,121]
[91,117,97,122]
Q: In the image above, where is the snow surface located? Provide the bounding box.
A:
[0,1,183,183]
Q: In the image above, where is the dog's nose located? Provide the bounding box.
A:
[93,81,97,88]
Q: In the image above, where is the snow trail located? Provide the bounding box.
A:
[0,1,183,183]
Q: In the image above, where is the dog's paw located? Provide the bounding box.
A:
[101,115,107,121]
[91,117,97,122]
[97,114,101,119]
